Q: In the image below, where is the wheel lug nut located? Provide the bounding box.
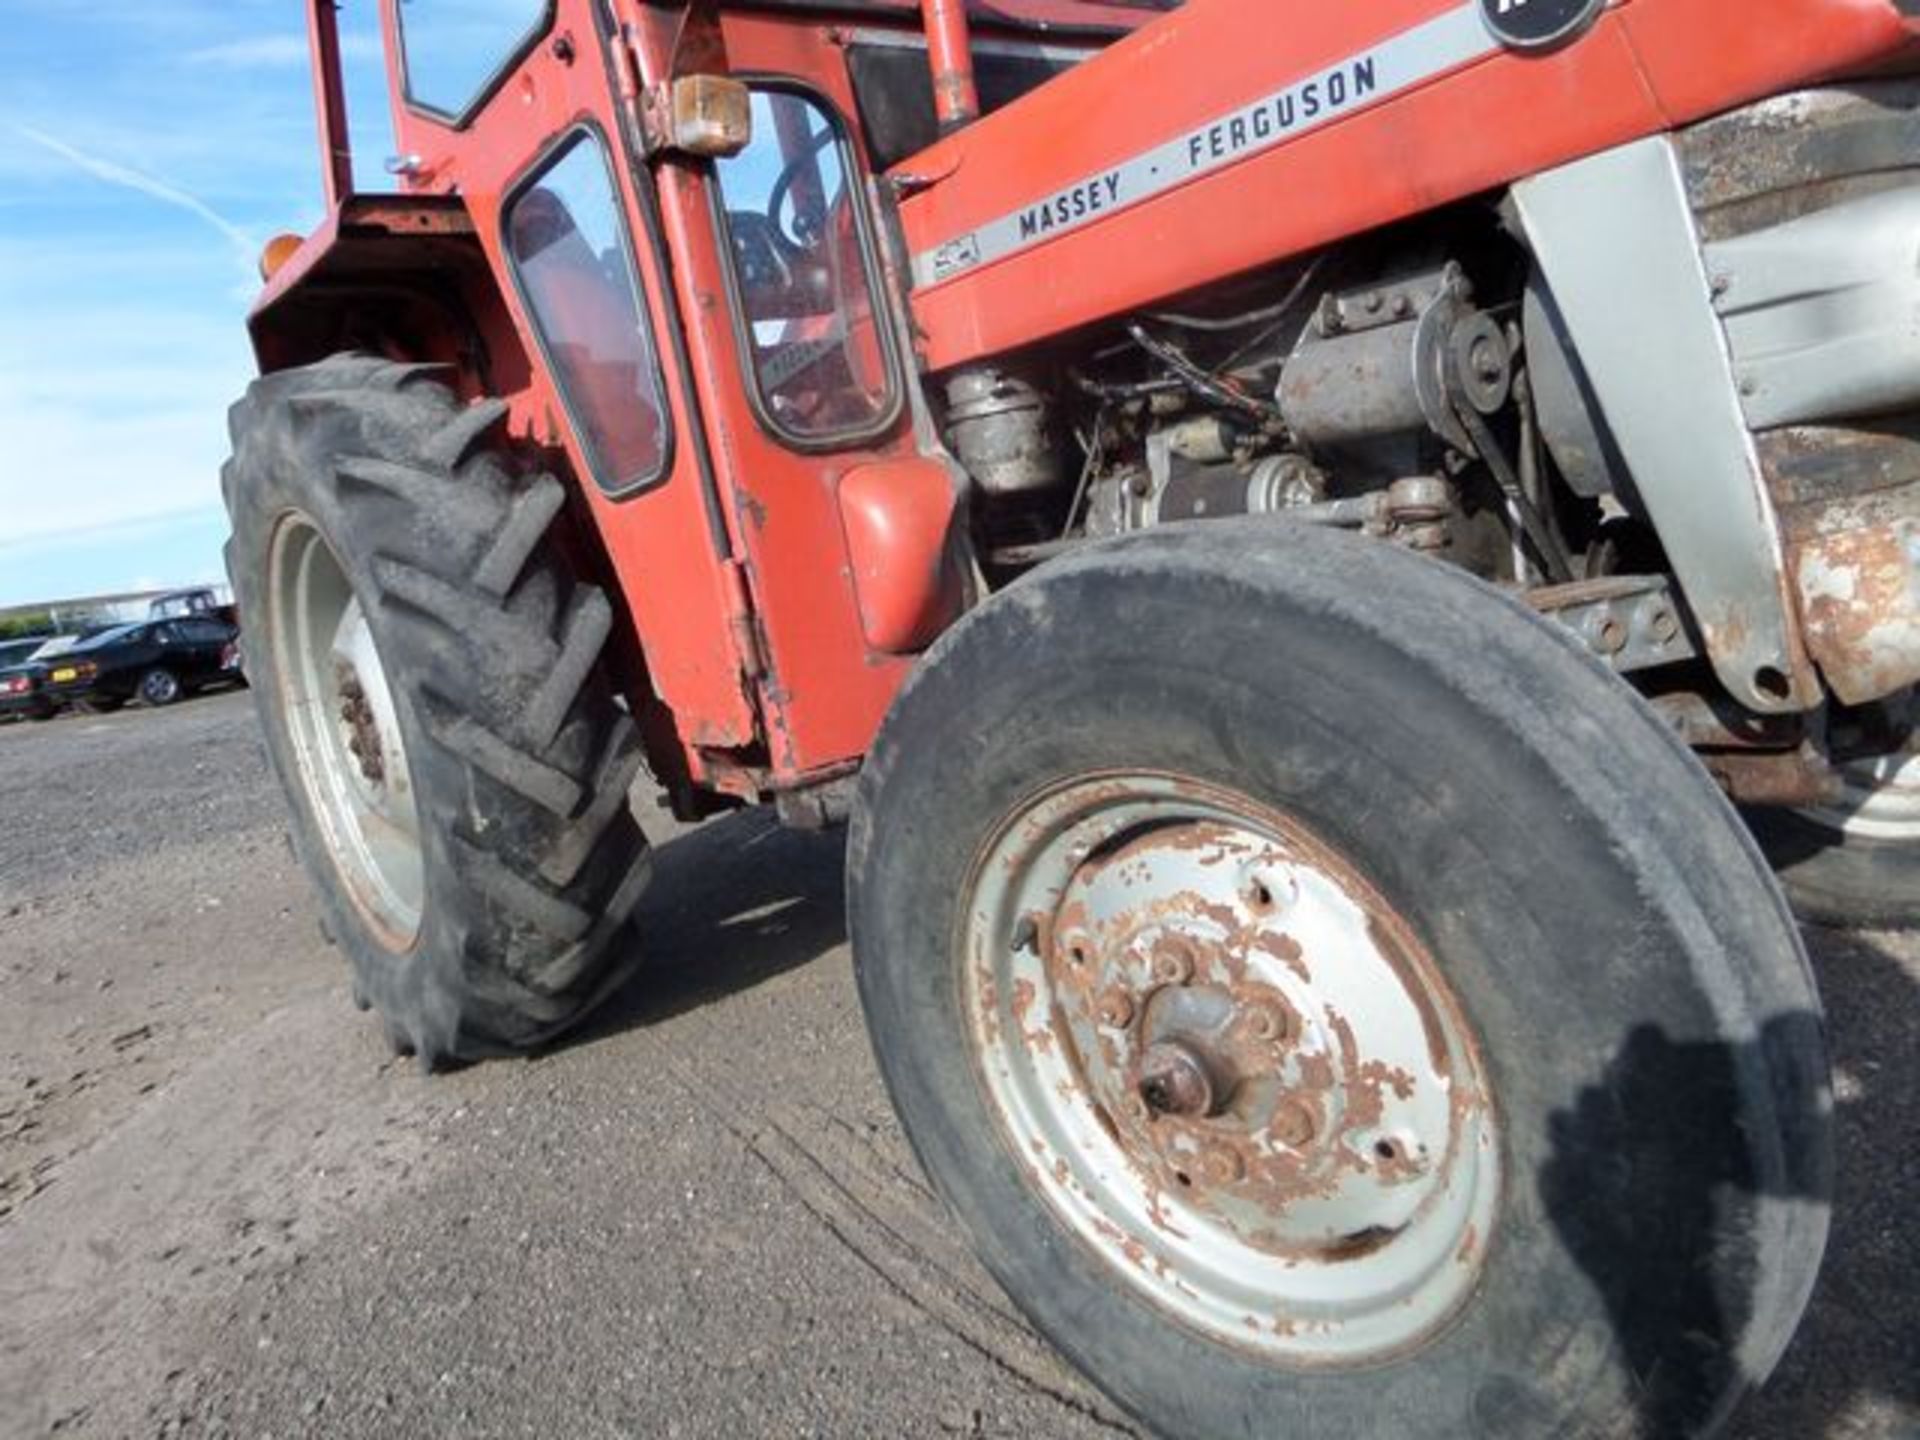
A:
[1244,998,1292,1043]
[1097,987,1135,1029]
[1198,1144,1245,1185]
[1271,1097,1318,1149]
[1150,934,1197,985]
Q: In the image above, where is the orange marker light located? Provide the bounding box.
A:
[259,232,305,282]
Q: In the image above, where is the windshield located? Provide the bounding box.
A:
[28,635,80,661]
[73,624,144,651]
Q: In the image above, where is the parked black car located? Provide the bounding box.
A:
[41,618,244,711]
[0,637,54,721]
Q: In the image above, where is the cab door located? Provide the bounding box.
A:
[378,0,759,770]
[622,10,958,782]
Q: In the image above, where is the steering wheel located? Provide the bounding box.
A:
[765,125,838,250]
[727,211,796,300]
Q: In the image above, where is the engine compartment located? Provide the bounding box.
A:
[929,85,1920,807]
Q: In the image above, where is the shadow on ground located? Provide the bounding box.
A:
[572,807,850,1042]
[1540,924,1916,1439]
[1732,928,1919,1439]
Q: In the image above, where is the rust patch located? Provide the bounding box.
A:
[1792,517,1920,706]
[1701,743,1843,808]
[1455,1221,1479,1266]
[1010,977,1038,1027]
[1253,931,1310,984]
[1318,1224,1405,1262]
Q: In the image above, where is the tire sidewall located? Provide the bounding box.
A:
[851,526,1829,1440]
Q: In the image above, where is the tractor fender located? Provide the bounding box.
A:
[247,195,533,402]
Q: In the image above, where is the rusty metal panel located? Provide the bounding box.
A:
[1792,506,1920,707]
[1759,426,1920,707]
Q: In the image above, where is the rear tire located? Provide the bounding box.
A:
[137,669,179,706]
[222,354,651,1065]
[851,522,1831,1439]
[1749,743,1920,929]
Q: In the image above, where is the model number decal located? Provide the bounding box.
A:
[913,3,1500,289]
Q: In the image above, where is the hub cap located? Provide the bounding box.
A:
[964,774,1498,1364]
[270,513,424,949]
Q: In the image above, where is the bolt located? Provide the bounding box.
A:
[1150,933,1198,985]
[1470,337,1504,384]
[1594,616,1628,655]
[1362,290,1383,314]
[1097,987,1136,1030]
[1271,1097,1318,1149]
[1198,1144,1246,1185]
[1392,293,1413,318]
[1244,998,1293,1044]
[1138,1042,1217,1118]
[1648,608,1679,645]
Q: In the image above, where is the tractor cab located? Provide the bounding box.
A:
[252,0,1168,807]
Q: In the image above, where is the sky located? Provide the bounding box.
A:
[0,0,396,608]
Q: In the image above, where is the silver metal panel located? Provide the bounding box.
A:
[1513,138,1813,713]
[1707,187,1920,430]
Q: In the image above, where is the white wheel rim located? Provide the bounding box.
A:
[270,512,425,949]
[962,773,1498,1365]
[1801,744,1920,841]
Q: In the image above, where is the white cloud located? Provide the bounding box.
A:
[0,283,253,546]
[9,124,258,275]
[186,32,383,69]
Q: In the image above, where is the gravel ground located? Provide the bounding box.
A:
[0,691,1913,1439]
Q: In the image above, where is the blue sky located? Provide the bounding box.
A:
[0,0,395,607]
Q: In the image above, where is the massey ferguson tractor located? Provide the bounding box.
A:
[224,0,1919,1432]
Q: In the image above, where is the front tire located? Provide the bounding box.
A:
[851,523,1831,1439]
[222,354,651,1065]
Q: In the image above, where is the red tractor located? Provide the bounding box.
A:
[226,1,1919,1432]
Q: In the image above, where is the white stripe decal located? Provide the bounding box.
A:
[910,3,1497,290]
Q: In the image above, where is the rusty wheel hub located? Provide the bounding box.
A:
[967,774,1498,1363]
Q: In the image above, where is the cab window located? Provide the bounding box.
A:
[505,130,672,495]
[713,88,898,444]
[398,0,549,120]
